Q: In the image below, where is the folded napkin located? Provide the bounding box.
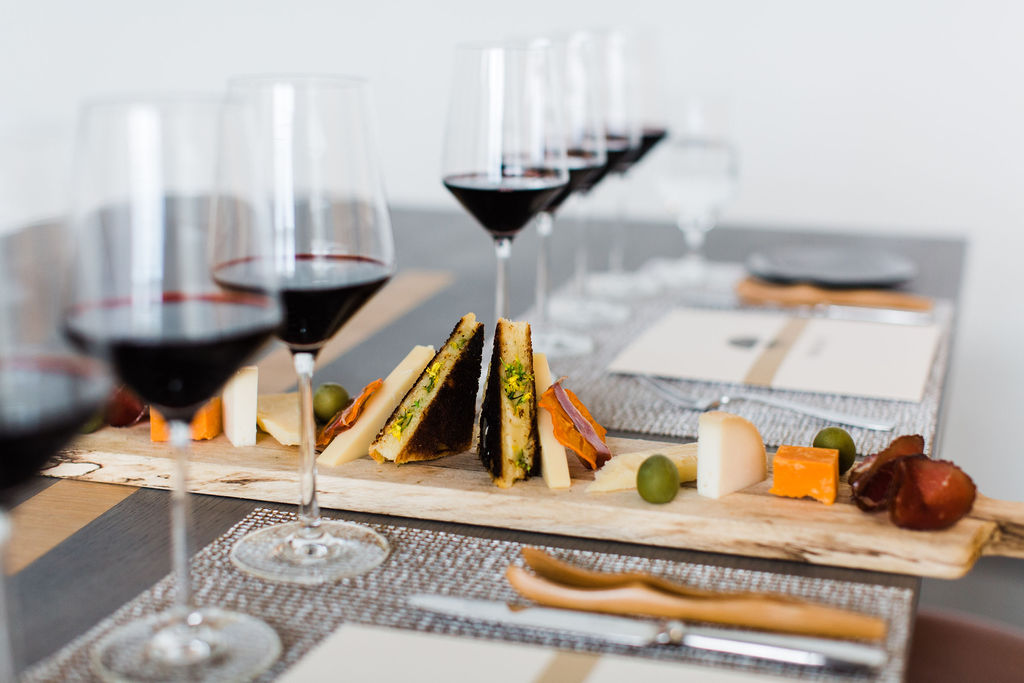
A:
[735,277,933,312]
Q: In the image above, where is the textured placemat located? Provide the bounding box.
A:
[25,508,912,682]
[539,274,954,456]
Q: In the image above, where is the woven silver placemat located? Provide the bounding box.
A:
[25,508,911,682]
[538,276,954,456]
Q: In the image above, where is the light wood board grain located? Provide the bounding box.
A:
[46,425,1024,579]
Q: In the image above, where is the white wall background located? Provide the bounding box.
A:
[3,0,1023,499]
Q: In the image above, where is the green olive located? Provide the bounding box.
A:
[636,454,680,504]
[313,383,349,423]
[813,427,857,474]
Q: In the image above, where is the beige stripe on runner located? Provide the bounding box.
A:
[6,479,138,575]
[258,269,454,392]
[743,317,808,387]
[533,651,600,683]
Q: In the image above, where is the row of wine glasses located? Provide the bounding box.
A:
[0,75,399,681]
[441,31,735,356]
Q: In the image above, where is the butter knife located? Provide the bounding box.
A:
[408,594,887,670]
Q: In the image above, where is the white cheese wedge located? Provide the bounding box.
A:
[256,392,300,446]
[696,411,767,498]
[588,443,698,493]
[222,365,258,447]
[318,345,436,467]
[533,352,571,489]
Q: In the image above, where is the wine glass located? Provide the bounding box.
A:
[442,41,568,324]
[530,33,606,358]
[652,96,739,288]
[548,29,635,328]
[222,75,394,585]
[0,219,109,680]
[588,28,669,299]
[64,96,283,680]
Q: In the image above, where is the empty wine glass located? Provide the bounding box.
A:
[531,32,606,358]
[651,97,739,288]
[65,96,283,680]
[222,75,396,585]
[442,41,568,325]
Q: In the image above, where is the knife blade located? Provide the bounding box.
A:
[408,594,887,670]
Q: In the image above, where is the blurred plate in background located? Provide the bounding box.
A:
[746,246,917,288]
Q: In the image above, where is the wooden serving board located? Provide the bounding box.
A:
[46,425,1024,579]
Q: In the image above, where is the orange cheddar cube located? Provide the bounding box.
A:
[151,398,223,442]
[770,445,838,505]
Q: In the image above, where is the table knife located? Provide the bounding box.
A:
[408,594,887,670]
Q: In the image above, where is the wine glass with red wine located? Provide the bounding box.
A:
[221,75,395,585]
[0,220,109,680]
[530,32,607,358]
[442,41,568,323]
[64,96,283,680]
[588,28,670,299]
[547,29,636,328]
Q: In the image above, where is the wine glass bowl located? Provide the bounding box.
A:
[223,75,395,585]
[64,96,283,681]
[442,41,568,324]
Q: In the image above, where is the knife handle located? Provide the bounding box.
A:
[506,566,887,642]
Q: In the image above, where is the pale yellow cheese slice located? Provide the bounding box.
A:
[318,345,435,467]
[587,443,698,493]
[256,392,300,446]
[532,352,570,489]
[222,365,258,447]
[697,411,767,498]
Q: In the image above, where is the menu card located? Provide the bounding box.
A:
[608,308,941,402]
[280,623,788,682]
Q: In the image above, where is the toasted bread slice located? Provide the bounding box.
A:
[478,319,538,487]
[369,313,484,464]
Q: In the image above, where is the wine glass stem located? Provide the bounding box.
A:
[494,237,512,322]
[0,512,14,681]
[169,421,194,616]
[573,196,591,296]
[293,352,322,535]
[679,217,709,260]
[534,212,553,326]
[609,174,628,273]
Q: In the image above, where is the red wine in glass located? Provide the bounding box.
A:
[443,172,566,239]
[574,134,632,194]
[614,126,668,174]
[214,254,391,354]
[66,296,279,420]
[543,152,605,215]
[0,358,106,501]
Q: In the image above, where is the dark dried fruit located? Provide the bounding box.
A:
[105,385,147,427]
[889,457,977,530]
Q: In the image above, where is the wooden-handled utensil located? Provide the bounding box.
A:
[508,554,887,641]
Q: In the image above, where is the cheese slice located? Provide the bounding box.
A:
[222,365,258,447]
[588,443,698,493]
[256,392,300,446]
[697,411,767,498]
[532,352,571,489]
[318,345,435,467]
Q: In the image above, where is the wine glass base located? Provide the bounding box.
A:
[230,520,389,585]
[90,607,280,682]
[585,270,662,300]
[548,296,630,329]
[531,327,595,358]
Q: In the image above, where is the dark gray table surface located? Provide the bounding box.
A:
[12,206,984,675]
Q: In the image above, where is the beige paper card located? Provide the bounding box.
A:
[279,623,788,682]
[608,308,940,402]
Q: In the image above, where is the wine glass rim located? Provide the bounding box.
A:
[227,74,369,89]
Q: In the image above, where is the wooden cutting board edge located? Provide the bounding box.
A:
[45,430,1024,580]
